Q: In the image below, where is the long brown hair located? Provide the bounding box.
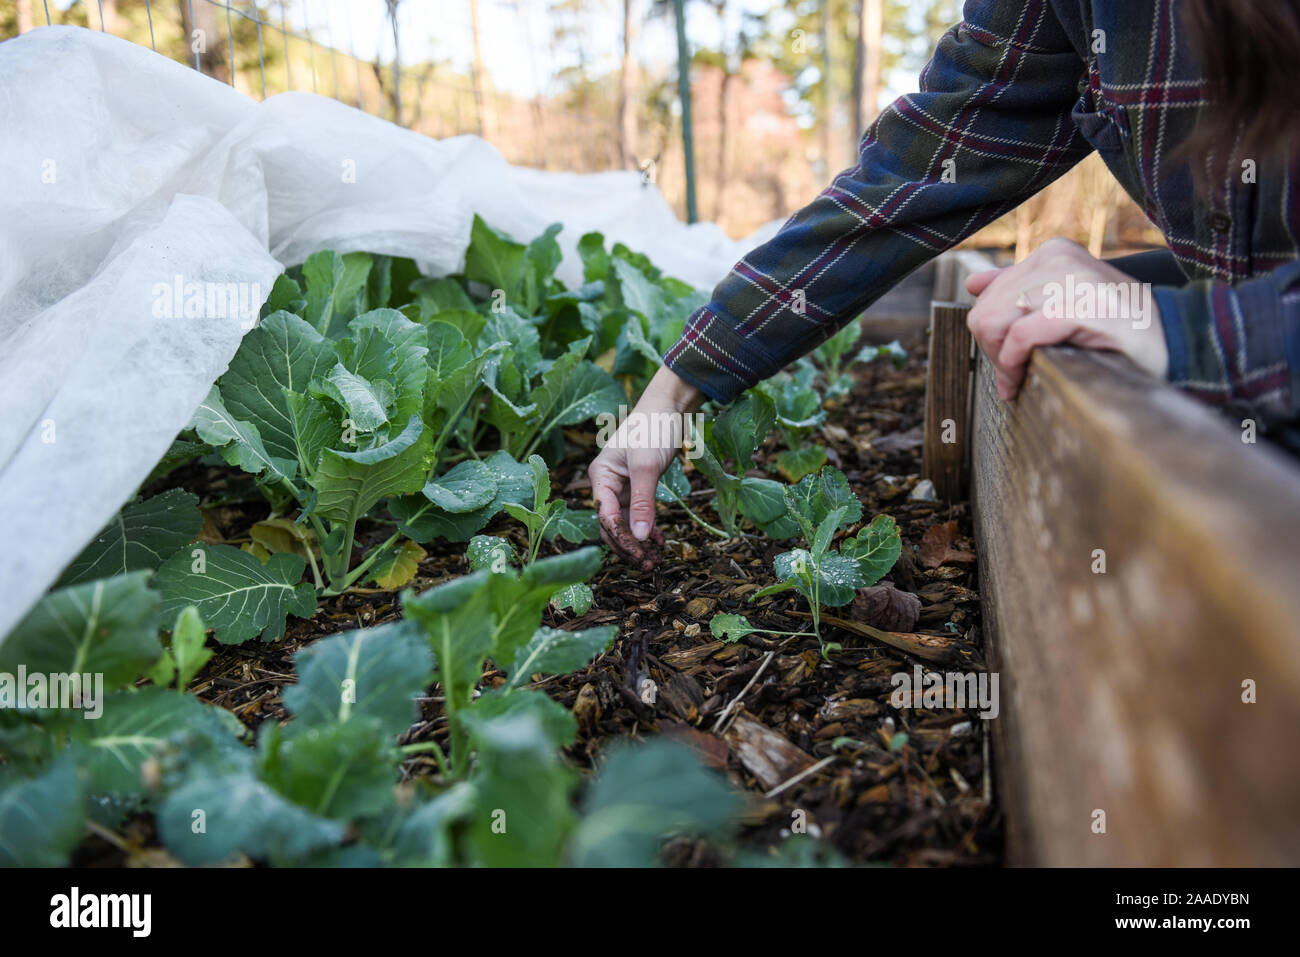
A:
[1180,0,1300,182]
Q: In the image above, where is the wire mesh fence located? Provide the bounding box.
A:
[5,0,860,236]
[3,0,1159,249]
[9,2,706,220]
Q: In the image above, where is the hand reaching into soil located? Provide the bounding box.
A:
[589,365,703,570]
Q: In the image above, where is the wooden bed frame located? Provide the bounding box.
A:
[865,249,1300,865]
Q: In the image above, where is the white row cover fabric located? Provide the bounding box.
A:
[0,26,777,643]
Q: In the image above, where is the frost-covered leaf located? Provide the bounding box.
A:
[422,460,498,513]
[655,457,691,502]
[543,507,599,544]
[808,553,867,606]
[154,544,315,644]
[466,535,517,572]
[769,547,865,607]
[57,488,201,587]
[549,582,594,616]
[710,613,758,643]
[505,625,615,689]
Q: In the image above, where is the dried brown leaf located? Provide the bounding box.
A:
[919,520,976,569]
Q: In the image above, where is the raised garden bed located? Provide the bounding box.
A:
[0,227,1002,868]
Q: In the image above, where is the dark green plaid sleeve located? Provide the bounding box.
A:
[1154,260,1300,438]
[664,0,1092,403]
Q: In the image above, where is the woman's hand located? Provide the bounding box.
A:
[588,365,703,570]
[964,238,1170,399]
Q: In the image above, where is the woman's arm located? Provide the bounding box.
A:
[595,0,1097,563]
[664,0,1093,405]
[1154,261,1300,434]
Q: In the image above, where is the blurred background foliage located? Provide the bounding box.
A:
[2,0,1160,257]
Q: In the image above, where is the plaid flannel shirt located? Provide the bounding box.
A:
[663,0,1300,441]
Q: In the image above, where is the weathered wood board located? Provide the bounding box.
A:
[971,343,1300,865]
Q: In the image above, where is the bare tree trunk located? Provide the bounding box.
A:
[386,0,403,126]
[618,0,639,168]
[853,0,883,141]
[468,0,495,140]
[819,0,833,179]
[179,0,230,83]
[712,1,731,222]
[16,0,33,33]
[714,70,732,222]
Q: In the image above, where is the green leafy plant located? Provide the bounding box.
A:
[668,391,791,539]
[501,455,600,565]
[5,228,833,868]
[751,466,903,654]
[150,231,622,629]
[709,613,817,644]
[811,321,907,398]
[0,557,739,868]
[146,605,215,692]
[756,362,828,482]
[464,455,601,614]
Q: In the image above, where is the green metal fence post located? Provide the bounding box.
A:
[673,0,698,224]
